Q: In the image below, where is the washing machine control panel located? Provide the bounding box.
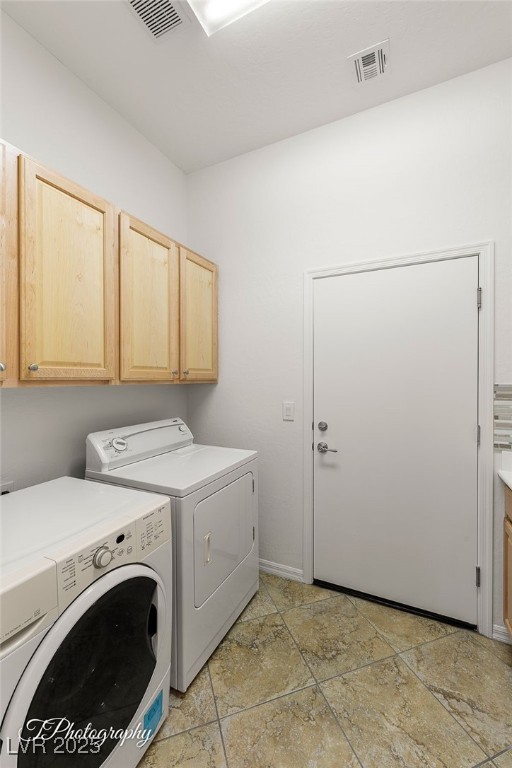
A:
[92,546,114,569]
[47,503,170,613]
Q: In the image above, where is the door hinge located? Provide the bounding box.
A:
[312,421,314,430]
[476,566,481,588]
[477,424,481,445]
[252,478,255,493]
[252,526,255,541]
[477,287,482,310]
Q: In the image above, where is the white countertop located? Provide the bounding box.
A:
[498,469,512,492]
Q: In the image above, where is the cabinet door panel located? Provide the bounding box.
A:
[0,142,18,386]
[180,248,218,382]
[19,156,115,380]
[120,213,179,381]
[505,515,512,637]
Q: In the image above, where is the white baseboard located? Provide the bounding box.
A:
[493,624,512,645]
[259,558,303,582]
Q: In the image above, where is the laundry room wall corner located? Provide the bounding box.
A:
[185,59,512,622]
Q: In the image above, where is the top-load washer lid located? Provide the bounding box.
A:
[86,419,257,497]
[0,476,167,569]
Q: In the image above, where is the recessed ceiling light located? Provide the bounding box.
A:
[186,0,270,36]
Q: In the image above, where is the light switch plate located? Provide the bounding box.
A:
[282,401,295,421]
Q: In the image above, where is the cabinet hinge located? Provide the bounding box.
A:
[312,421,314,430]
[477,425,481,445]
[476,566,481,588]
[252,526,255,541]
[252,478,255,493]
[477,287,482,310]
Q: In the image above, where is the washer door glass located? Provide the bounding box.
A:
[18,575,158,767]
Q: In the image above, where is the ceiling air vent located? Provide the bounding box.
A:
[348,40,390,84]
[128,0,187,38]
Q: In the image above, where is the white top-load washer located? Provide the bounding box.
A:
[0,477,172,768]
[86,418,258,692]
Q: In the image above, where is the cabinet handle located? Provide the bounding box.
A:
[0,362,6,372]
[28,363,39,372]
[183,370,189,375]
[171,370,178,376]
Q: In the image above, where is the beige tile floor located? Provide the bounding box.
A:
[139,573,512,768]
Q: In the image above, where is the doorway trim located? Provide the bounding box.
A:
[303,242,494,636]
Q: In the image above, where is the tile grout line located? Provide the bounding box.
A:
[356,609,460,655]
[478,743,512,767]
[494,745,512,757]
[277,587,507,767]
[268,584,404,686]
[259,578,493,689]
[170,576,505,768]
[398,636,493,763]
[150,582,473,764]
[265,584,367,768]
[206,662,231,768]
[470,631,512,668]
[273,589,457,682]
[316,685,366,768]
[262,578,504,767]
[217,682,318,722]
[472,756,500,768]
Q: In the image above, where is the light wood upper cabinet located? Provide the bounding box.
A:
[0,143,18,386]
[180,247,218,382]
[120,213,179,381]
[19,156,116,381]
[1,142,219,387]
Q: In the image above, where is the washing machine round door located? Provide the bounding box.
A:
[1,564,167,767]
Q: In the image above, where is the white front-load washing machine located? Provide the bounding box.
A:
[85,418,258,692]
[0,477,172,767]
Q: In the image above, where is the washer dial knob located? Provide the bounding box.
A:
[93,546,113,569]
[112,438,127,452]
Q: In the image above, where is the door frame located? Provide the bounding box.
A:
[303,242,494,636]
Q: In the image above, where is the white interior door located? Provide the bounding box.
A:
[313,256,479,624]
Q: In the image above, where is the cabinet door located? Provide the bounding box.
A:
[179,248,218,382]
[120,213,179,381]
[505,515,512,637]
[19,156,116,381]
[0,142,18,386]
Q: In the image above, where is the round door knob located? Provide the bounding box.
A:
[0,362,6,372]
[28,363,39,371]
[93,546,113,569]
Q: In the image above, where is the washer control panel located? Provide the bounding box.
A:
[47,502,170,613]
[92,546,114,569]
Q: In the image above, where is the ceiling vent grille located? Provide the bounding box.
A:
[349,40,390,84]
[129,0,185,38]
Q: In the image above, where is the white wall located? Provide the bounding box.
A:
[186,60,512,631]
[0,13,189,489]
[0,386,187,490]
[0,13,187,239]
